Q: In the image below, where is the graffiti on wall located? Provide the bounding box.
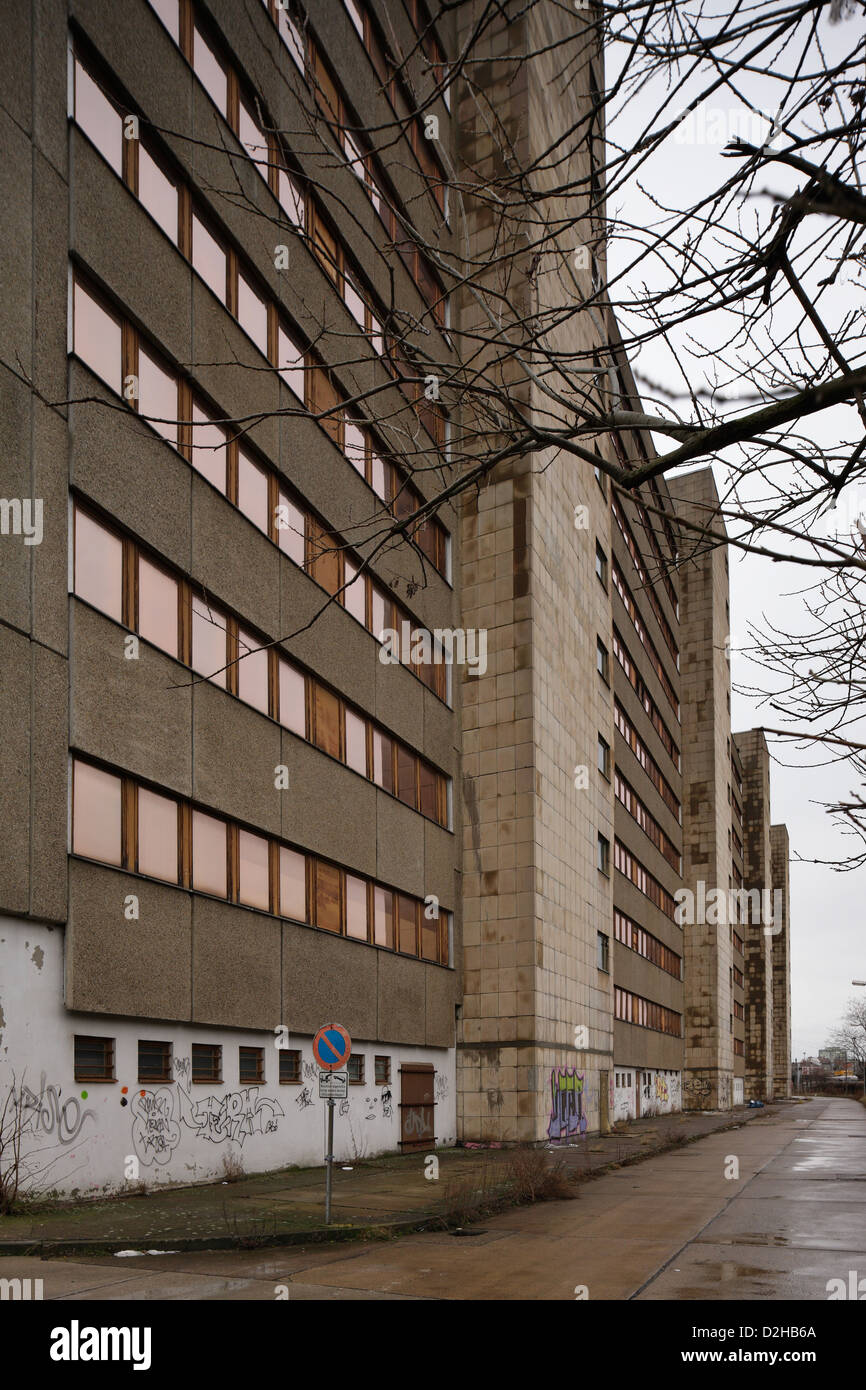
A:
[130,1082,284,1166]
[15,1073,95,1148]
[655,1074,669,1105]
[547,1069,587,1141]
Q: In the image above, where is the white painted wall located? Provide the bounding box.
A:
[733,1076,744,1105]
[0,917,456,1199]
[614,1066,682,1121]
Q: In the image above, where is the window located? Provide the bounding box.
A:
[137,787,179,882]
[375,1056,391,1084]
[73,280,122,393]
[138,1040,172,1083]
[279,660,306,737]
[597,833,610,875]
[238,829,270,910]
[313,684,342,760]
[73,58,123,174]
[277,493,305,566]
[239,1046,265,1084]
[398,894,418,955]
[238,450,270,533]
[279,1049,301,1083]
[239,101,268,173]
[374,887,394,949]
[190,403,227,491]
[346,874,368,940]
[192,810,227,897]
[148,0,179,40]
[596,637,609,683]
[396,746,418,809]
[138,146,178,242]
[314,859,342,933]
[138,556,179,658]
[193,25,228,115]
[73,761,122,866]
[138,348,178,446]
[192,596,228,686]
[597,931,609,972]
[191,1043,222,1083]
[237,629,269,714]
[74,509,123,622]
[238,274,269,356]
[343,557,368,626]
[345,709,368,775]
[421,905,439,961]
[278,170,305,228]
[348,1054,365,1084]
[277,325,305,397]
[595,542,608,588]
[74,1035,115,1082]
[597,734,610,780]
[279,846,307,921]
[373,730,395,793]
[192,214,228,302]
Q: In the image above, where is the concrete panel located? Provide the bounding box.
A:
[377,951,427,1046]
[192,681,282,833]
[190,477,281,639]
[375,791,426,898]
[67,860,192,1020]
[30,642,69,923]
[279,733,377,871]
[191,896,281,1031]
[282,921,378,1039]
[425,967,458,1048]
[0,626,32,915]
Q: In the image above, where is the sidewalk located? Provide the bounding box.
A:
[0,1102,789,1256]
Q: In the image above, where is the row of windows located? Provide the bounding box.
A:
[614,909,682,980]
[71,46,451,503]
[614,840,678,922]
[615,1071,634,1088]
[614,987,681,1037]
[71,277,451,703]
[733,928,744,955]
[611,495,678,666]
[729,781,744,826]
[608,434,680,585]
[74,1034,391,1085]
[612,561,679,718]
[71,758,452,965]
[607,475,678,617]
[614,770,681,872]
[612,627,680,771]
[614,699,681,821]
[73,506,451,827]
[732,824,743,859]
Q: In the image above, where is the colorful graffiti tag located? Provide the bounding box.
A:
[547,1068,587,1141]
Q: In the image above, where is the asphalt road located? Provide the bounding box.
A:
[5,1097,863,1301]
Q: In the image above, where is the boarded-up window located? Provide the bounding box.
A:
[315,859,342,933]
[313,684,342,760]
[398,894,418,956]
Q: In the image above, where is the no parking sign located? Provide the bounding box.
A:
[313,1022,352,1071]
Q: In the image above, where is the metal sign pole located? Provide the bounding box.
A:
[325,1096,335,1224]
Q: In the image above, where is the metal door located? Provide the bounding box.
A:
[399,1063,436,1150]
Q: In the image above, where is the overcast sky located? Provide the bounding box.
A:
[604,7,866,1059]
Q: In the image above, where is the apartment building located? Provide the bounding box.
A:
[0,0,463,1195]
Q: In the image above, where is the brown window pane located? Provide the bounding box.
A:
[314,684,342,760]
[238,274,269,356]
[190,403,227,492]
[237,629,269,715]
[74,510,123,622]
[193,25,227,114]
[138,556,178,658]
[137,787,178,882]
[308,520,341,596]
[396,746,417,809]
[278,660,306,737]
[315,860,342,933]
[238,449,269,533]
[192,810,227,897]
[276,492,305,565]
[138,348,178,447]
[148,0,179,42]
[73,281,122,393]
[238,828,270,909]
[398,894,418,955]
[310,368,342,447]
[279,846,307,921]
[373,887,394,948]
[372,730,394,793]
[73,761,122,865]
[346,874,368,940]
[343,557,367,626]
[418,762,437,821]
[345,709,367,776]
[192,214,227,302]
[312,212,339,284]
[74,1034,115,1081]
[239,1046,264,1084]
[139,145,178,242]
[192,596,228,686]
[74,59,122,174]
[421,908,439,961]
